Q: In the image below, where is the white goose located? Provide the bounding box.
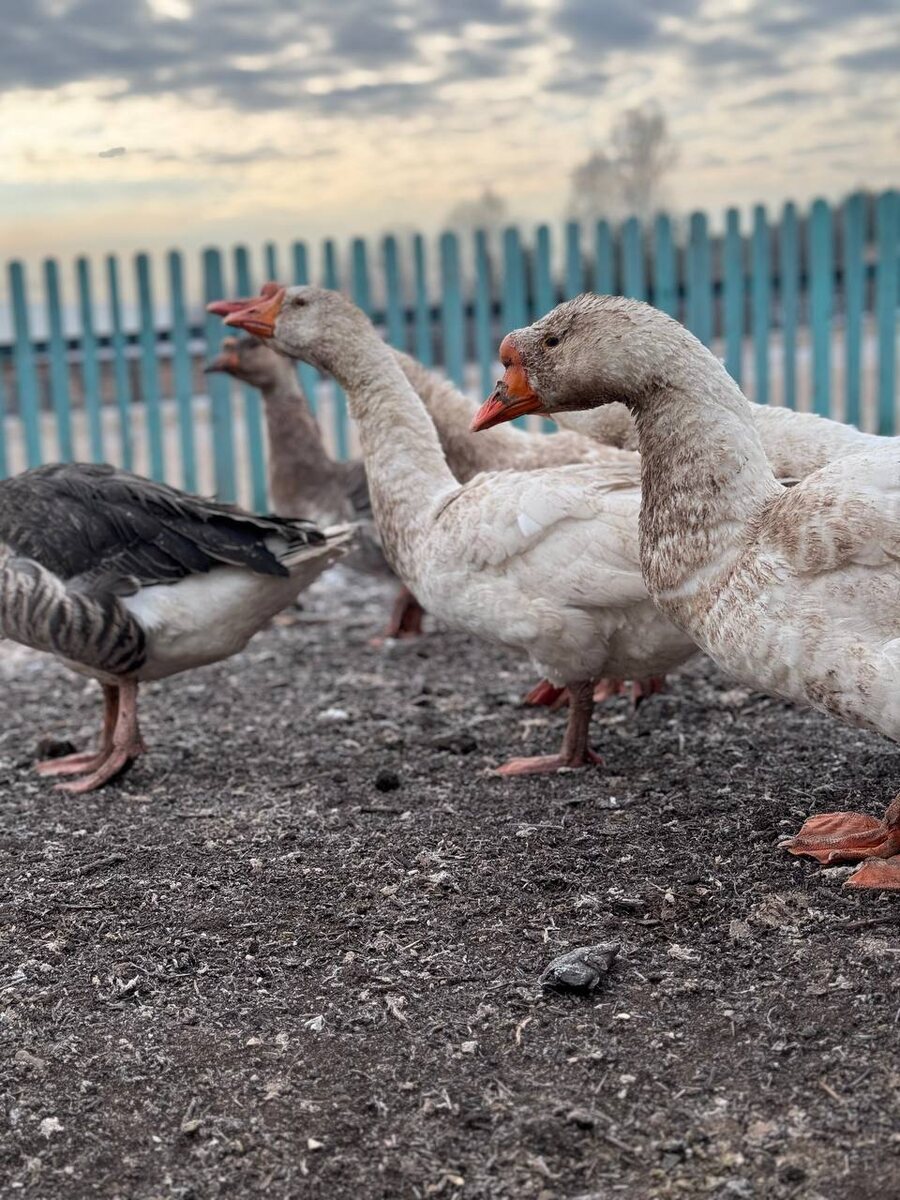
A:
[0,463,352,792]
[221,285,696,775]
[208,297,653,707]
[472,293,900,887]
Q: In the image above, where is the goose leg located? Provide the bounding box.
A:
[525,676,666,710]
[35,685,120,777]
[781,794,900,889]
[382,585,424,640]
[56,680,147,794]
[495,680,603,776]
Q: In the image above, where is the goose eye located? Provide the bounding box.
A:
[544,334,560,348]
[293,297,307,308]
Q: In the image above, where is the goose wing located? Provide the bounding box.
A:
[0,462,324,596]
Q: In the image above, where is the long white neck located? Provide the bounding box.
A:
[628,341,780,612]
[258,362,349,523]
[326,336,457,578]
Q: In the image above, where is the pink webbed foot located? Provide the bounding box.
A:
[56,739,146,794]
[493,748,604,777]
[631,676,666,708]
[523,680,568,708]
[372,586,425,645]
[781,795,900,890]
[52,681,146,795]
[36,750,113,778]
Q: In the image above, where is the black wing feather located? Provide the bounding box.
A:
[0,463,325,593]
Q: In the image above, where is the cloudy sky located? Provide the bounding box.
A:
[1,0,897,268]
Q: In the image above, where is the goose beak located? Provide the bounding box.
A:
[204,337,241,374]
[223,287,286,338]
[207,297,255,317]
[470,335,542,431]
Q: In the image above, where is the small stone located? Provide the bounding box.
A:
[431,729,478,755]
[779,1164,806,1184]
[35,737,77,761]
[14,1050,46,1073]
[374,768,400,793]
[307,1137,324,1151]
[39,1116,63,1139]
[539,943,619,992]
[460,1040,478,1054]
[566,1108,596,1130]
[317,707,350,724]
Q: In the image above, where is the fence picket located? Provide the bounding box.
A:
[135,253,165,480]
[809,198,833,417]
[167,250,196,492]
[621,217,645,301]
[0,349,6,477]
[779,202,799,411]
[382,235,406,350]
[75,258,105,462]
[652,214,676,318]
[751,205,770,407]
[440,232,465,389]
[291,241,319,414]
[686,212,712,345]
[564,222,583,298]
[43,259,74,462]
[474,230,494,400]
[413,234,432,367]
[594,220,614,295]
[106,256,134,470]
[202,247,236,500]
[723,209,743,384]
[9,263,42,468]
[232,245,268,511]
[842,193,865,428]
[875,190,898,435]
[322,239,350,461]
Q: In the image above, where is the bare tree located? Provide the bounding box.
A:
[567,104,678,226]
[567,148,621,225]
[446,187,509,241]
[610,104,678,223]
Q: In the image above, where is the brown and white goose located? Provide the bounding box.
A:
[0,463,352,792]
[472,293,900,887]
[220,286,696,775]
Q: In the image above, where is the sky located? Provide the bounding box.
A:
[0,0,898,271]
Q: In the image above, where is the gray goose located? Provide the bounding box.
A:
[0,463,352,792]
[204,325,423,641]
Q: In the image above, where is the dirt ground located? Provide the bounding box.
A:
[1,572,898,1200]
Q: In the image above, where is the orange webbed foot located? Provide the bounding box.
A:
[781,796,900,889]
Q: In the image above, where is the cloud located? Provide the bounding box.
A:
[744,87,821,108]
[837,44,900,73]
[98,145,127,157]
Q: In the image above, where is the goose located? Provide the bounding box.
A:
[471,293,900,887]
[0,463,353,792]
[553,374,892,481]
[220,286,697,775]
[209,291,656,708]
[204,329,423,640]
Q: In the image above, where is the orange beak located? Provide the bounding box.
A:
[223,286,286,339]
[204,337,241,374]
[207,297,254,317]
[471,334,542,431]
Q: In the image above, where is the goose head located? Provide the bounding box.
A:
[471,293,683,431]
[220,283,372,375]
[204,335,290,389]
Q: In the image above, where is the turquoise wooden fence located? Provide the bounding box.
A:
[0,190,897,508]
